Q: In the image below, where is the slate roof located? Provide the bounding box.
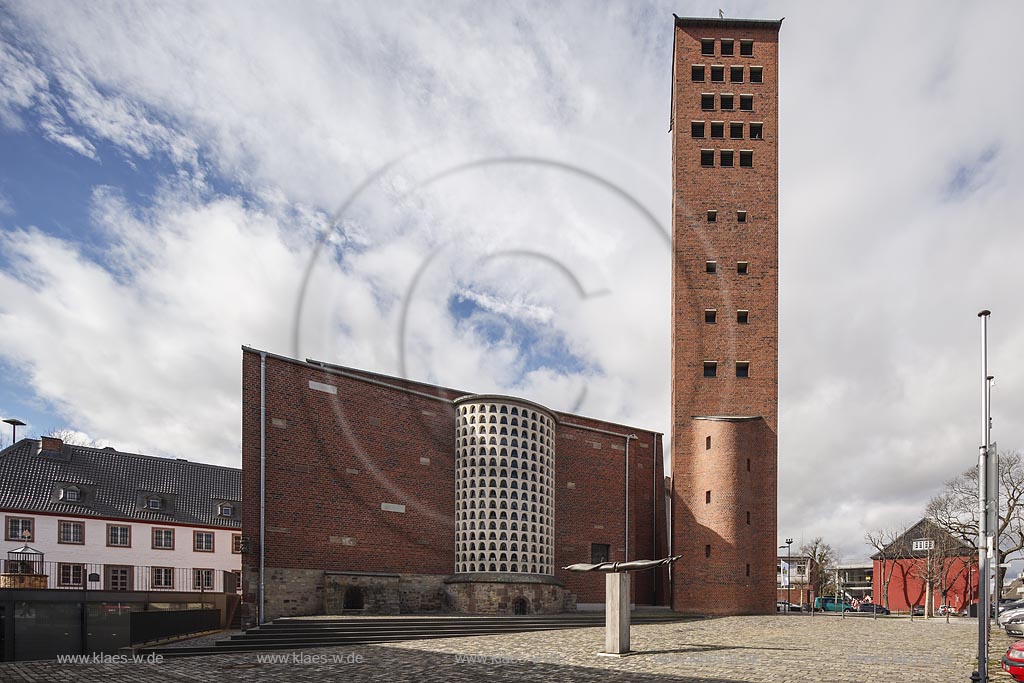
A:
[870,518,973,560]
[0,439,240,529]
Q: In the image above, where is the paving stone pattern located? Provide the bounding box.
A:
[0,614,985,682]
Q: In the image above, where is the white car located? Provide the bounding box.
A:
[998,607,1024,627]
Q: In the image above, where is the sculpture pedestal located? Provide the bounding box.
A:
[604,572,631,655]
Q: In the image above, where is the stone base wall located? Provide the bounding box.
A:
[444,574,568,614]
[324,572,401,615]
[399,574,447,612]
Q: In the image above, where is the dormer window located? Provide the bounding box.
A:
[63,486,81,503]
[219,503,234,517]
[146,496,163,511]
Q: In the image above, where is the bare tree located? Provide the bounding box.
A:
[800,537,837,605]
[46,429,100,447]
[927,448,1024,592]
[865,524,909,610]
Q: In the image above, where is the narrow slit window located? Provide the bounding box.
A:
[750,123,763,140]
[720,94,734,110]
[737,310,749,324]
[750,66,763,83]
[737,261,749,274]
[705,490,712,504]
[705,309,717,324]
[730,122,743,139]
[700,149,715,167]
[747,458,751,471]
[701,93,715,110]
[705,260,717,274]
[739,94,753,111]
[720,39,734,56]
[705,435,712,450]
[691,121,706,138]
[710,121,724,138]
[736,361,750,378]
[720,149,734,167]
[705,544,712,558]
[746,511,751,525]
[711,65,725,82]
[740,39,753,57]
[703,361,718,377]
[730,66,744,83]
[701,38,715,56]
[691,65,705,82]
[739,150,753,167]
[707,209,717,222]
[737,210,747,222]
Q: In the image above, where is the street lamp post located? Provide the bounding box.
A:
[779,539,793,611]
[974,310,992,683]
[2,418,26,445]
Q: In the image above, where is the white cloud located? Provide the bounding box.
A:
[0,0,1023,563]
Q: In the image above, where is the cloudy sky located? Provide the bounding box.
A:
[1,1,1022,563]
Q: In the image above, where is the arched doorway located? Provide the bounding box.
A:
[512,597,529,615]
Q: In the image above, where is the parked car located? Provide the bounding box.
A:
[1006,617,1024,638]
[813,597,853,612]
[1002,600,1024,614]
[857,603,890,615]
[937,604,957,616]
[999,607,1024,627]
[911,606,924,616]
[1003,640,1024,681]
[776,601,791,612]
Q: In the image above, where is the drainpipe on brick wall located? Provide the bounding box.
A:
[624,434,637,561]
[259,351,267,625]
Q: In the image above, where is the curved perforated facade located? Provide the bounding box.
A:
[454,396,555,575]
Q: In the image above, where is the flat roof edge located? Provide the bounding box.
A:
[674,14,784,31]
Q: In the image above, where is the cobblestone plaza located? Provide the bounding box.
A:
[0,615,992,682]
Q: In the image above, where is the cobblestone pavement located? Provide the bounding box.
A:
[0,614,990,683]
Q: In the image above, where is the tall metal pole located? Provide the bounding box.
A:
[974,310,991,683]
[989,376,1000,612]
[787,539,793,609]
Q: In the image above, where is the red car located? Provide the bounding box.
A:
[1003,640,1024,681]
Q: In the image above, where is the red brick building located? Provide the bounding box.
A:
[670,16,782,615]
[241,349,667,621]
[871,518,976,613]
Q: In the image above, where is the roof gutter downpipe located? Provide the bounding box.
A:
[259,351,267,625]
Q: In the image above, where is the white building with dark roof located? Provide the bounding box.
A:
[0,435,241,592]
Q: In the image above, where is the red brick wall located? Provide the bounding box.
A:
[242,349,667,609]
[670,17,781,615]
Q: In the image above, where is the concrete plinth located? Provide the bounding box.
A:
[605,572,631,655]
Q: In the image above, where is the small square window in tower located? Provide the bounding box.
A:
[740,39,754,57]
[701,38,715,56]
[704,309,717,324]
[736,361,750,378]
[703,361,717,377]
[737,310,749,324]
[710,65,725,82]
[737,261,749,274]
[720,150,734,167]
[710,121,724,139]
[750,66,763,83]
[691,121,705,138]
[705,260,717,274]
[691,65,705,82]
[737,210,747,222]
[701,93,715,110]
[739,94,753,111]
[720,94,734,110]
[730,122,743,139]
[700,149,715,167]
[739,150,753,167]
[720,39,734,56]
[750,123,763,140]
[706,209,717,222]
[730,66,744,83]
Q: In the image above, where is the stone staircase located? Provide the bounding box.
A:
[139,611,692,657]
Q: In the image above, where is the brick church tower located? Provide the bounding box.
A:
[670,16,782,615]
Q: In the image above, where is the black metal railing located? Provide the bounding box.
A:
[1,560,238,593]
